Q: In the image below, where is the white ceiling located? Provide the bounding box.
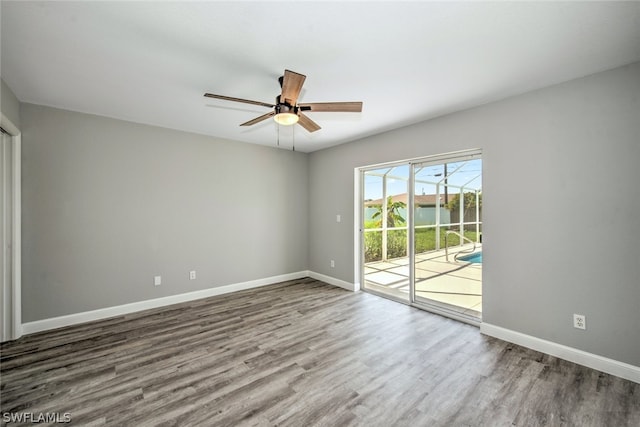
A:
[2,1,639,153]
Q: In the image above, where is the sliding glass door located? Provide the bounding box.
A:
[360,150,482,322]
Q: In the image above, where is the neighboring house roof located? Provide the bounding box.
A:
[364,193,451,207]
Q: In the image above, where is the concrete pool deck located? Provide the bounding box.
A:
[364,244,482,318]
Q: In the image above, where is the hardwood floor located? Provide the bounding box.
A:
[1,278,638,426]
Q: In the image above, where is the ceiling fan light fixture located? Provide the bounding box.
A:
[273,112,299,126]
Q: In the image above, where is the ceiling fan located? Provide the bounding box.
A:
[204,69,363,133]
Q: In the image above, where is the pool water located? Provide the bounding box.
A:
[458,251,482,264]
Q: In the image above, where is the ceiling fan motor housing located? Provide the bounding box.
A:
[275,103,298,115]
[275,95,298,114]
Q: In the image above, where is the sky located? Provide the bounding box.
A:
[364,159,482,201]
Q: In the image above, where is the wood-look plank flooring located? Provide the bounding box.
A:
[1,278,638,426]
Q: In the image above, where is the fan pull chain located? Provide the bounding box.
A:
[277,124,280,147]
[292,125,295,152]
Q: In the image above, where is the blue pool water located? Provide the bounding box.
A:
[458,251,482,264]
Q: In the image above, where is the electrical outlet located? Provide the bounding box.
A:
[336,214,341,223]
[573,314,586,330]
[189,270,196,280]
[330,260,335,268]
[154,276,162,286]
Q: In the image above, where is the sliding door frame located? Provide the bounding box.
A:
[355,149,482,324]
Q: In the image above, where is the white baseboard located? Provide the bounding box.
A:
[22,271,309,335]
[308,271,356,292]
[481,323,640,384]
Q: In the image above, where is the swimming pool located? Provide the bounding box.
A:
[457,251,482,264]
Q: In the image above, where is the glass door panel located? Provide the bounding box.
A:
[412,158,482,320]
[362,165,410,302]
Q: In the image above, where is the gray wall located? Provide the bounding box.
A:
[309,62,640,366]
[21,104,308,321]
[1,78,21,128]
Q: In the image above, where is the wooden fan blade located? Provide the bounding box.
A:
[240,111,276,126]
[297,113,321,133]
[204,93,274,108]
[280,70,306,106]
[298,102,363,112]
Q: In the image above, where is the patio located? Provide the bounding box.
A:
[364,245,482,319]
